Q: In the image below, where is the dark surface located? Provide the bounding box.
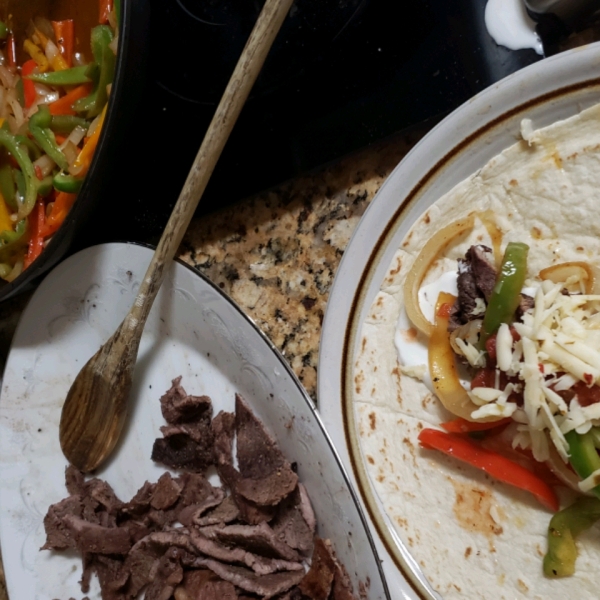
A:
[75,0,542,249]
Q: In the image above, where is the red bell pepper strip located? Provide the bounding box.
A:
[49,83,93,116]
[21,60,38,108]
[51,20,74,68]
[99,0,114,24]
[24,198,46,268]
[418,427,560,512]
[440,417,512,434]
[41,191,76,237]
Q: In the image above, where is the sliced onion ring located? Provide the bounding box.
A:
[539,261,596,294]
[403,214,475,337]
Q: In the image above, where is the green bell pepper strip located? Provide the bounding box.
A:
[565,429,600,497]
[543,496,600,577]
[73,25,115,118]
[15,135,42,161]
[0,218,27,264]
[15,78,25,108]
[0,161,16,210]
[50,115,90,135]
[0,129,37,219]
[114,0,121,27]
[479,242,530,346]
[53,173,83,193]
[37,176,53,197]
[0,21,9,41]
[26,65,92,86]
[29,105,69,172]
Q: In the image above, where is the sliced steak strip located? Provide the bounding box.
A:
[151,425,215,473]
[235,394,298,507]
[450,244,497,331]
[143,547,185,600]
[42,495,83,550]
[212,410,276,524]
[189,529,303,575]
[174,570,238,600]
[160,376,213,424]
[65,465,85,496]
[192,557,305,597]
[298,538,337,600]
[271,485,315,553]
[62,515,133,555]
[193,494,240,527]
[151,472,183,510]
[468,245,497,301]
[200,522,301,562]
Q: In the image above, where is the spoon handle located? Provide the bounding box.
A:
[124,0,294,337]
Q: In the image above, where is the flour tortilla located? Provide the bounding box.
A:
[355,103,600,599]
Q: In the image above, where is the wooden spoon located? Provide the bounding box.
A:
[59,0,294,472]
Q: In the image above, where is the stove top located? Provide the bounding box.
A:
[86,0,542,247]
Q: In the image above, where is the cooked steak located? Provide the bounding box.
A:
[42,378,358,600]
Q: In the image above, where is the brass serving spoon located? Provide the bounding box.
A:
[59,0,294,473]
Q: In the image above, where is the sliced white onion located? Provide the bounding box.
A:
[0,64,16,89]
[109,32,119,55]
[61,141,78,167]
[87,113,103,139]
[63,125,88,148]
[33,154,56,178]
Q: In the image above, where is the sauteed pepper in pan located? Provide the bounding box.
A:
[0,1,118,281]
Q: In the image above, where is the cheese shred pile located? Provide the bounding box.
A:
[467,276,600,467]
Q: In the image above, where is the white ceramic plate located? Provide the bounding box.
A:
[0,242,390,600]
[318,41,600,598]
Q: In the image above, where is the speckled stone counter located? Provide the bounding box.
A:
[0,125,425,599]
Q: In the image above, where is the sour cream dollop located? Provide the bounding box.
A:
[484,0,544,56]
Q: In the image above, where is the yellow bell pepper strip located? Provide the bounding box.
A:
[73,25,115,117]
[49,83,93,116]
[0,218,28,264]
[23,39,49,72]
[23,198,46,269]
[429,291,502,422]
[21,59,38,108]
[0,129,37,219]
[418,428,560,511]
[543,496,600,577]
[51,20,74,68]
[0,192,13,234]
[565,429,600,498]
[72,104,106,177]
[41,191,76,237]
[28,105,69,172]
[480,242,530,346]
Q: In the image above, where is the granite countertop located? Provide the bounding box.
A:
[0,125,425,599]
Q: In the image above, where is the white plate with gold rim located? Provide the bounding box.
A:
[318,41,600,599]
